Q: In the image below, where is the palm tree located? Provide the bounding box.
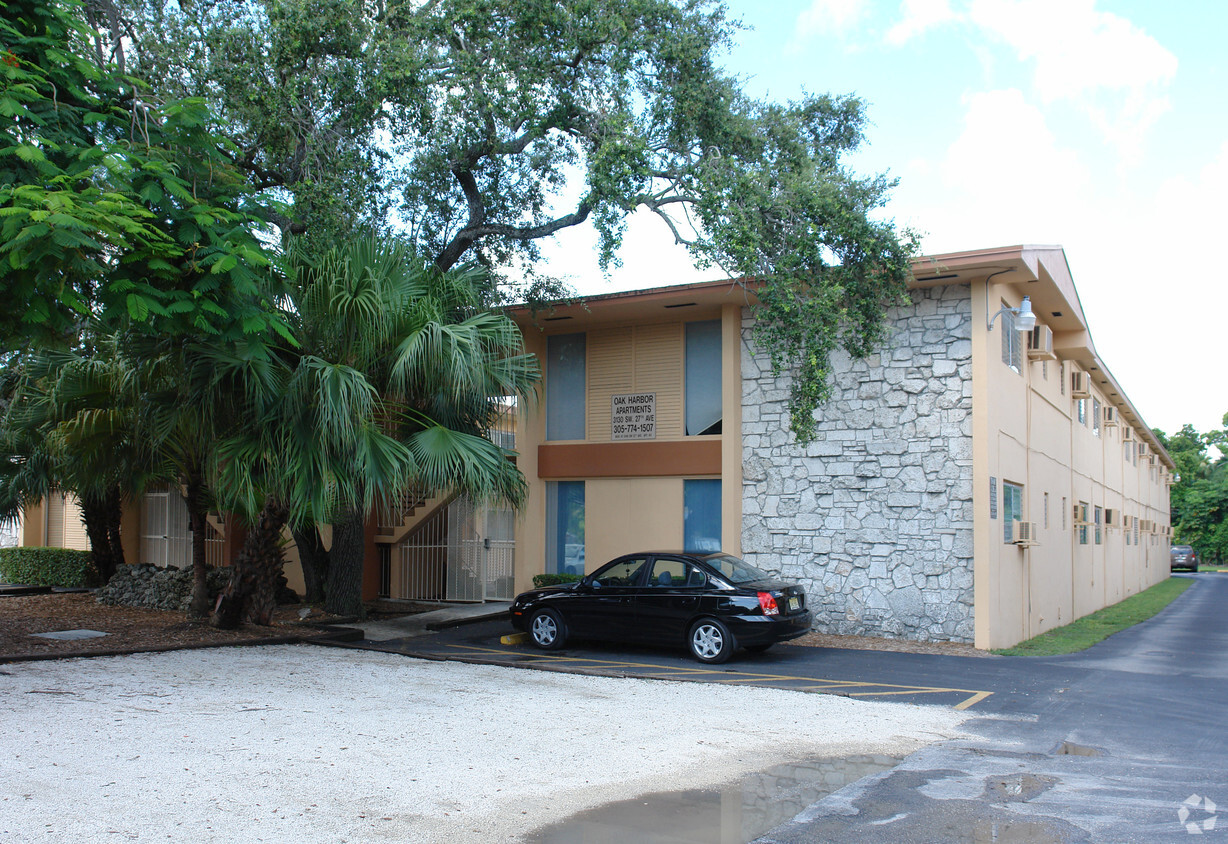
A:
[0,344,147,583]
[213,233,539,620]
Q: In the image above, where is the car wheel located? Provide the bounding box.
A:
[1190,563,1198,573]
[529,608,566,650]
[745,643,773,654]
[689,618,735,664]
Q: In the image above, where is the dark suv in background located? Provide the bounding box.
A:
[1171,545,1199,572]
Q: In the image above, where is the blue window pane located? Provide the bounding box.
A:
[684,479,721,553]
[547,481,585,575]
[685,320,722,436]
[547,333,585,441]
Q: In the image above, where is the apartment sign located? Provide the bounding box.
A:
[611,393,656,440]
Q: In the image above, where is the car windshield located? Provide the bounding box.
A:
[705,554,775,584]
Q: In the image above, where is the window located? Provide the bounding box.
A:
[1125,516,1131,546]
[546,333,585,441]
[1092,399,1101,437]
[648,557,705,588]
[1042,360,1048,381]
[546,481,585,575]
[1061,496,1067,530]
[1078,502,1089,545]
[1000,304,1022,371]
[1077,399,1087,425]
[1043,492,1050,529]
[989,477,998,520]
[590,557,648,587]
[1003,482,1023,543]
[683,479,721,552]
[1094,505,1102,545]
[1060,362,1066,395]
[685,320,722,436]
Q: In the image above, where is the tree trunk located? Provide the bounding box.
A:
[183,472,212,620]
[291,524,329,604]
[325,507,366,617]
[212,495,289,629]
[79,486,124,584]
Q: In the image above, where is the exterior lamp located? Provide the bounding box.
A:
[988,296,1036,332]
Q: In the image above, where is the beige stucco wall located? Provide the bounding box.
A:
[975,278,1170,649]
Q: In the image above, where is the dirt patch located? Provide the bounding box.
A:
[0,592,345,662]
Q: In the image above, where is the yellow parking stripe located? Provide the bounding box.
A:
[433,642,994,710]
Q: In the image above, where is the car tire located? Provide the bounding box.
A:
[689,618,735,664]
[745,643,773,654]
[529,608,567,650]
[1190,563,1198,573]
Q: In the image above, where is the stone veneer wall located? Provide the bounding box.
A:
[740,284,976,642]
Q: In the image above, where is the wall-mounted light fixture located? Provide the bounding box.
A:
[988,296,1036,332]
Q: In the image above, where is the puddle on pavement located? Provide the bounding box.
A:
[523,754,900,844]
[1052,741,1106,758]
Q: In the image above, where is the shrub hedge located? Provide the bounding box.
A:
[531,573,582,589]
[0,547,98,588]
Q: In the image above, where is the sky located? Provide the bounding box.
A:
[534,0,1227,441]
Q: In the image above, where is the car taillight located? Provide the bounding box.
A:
[758,592,779,616]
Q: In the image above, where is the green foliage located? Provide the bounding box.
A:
[0,546,97,587]
[1156,414,1228,564]
[116,0,917,438]
[0,0,287,345]
[992,577,1194,656]
[532,573,582,589]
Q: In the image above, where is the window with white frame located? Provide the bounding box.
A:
[1000,304,1023,372]
[1077,398,1087,426]
[1092,398,1101,437]
[1003,482,1024,543]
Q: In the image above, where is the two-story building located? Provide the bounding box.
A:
[502,244,1172,649]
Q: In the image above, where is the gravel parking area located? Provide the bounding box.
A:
[1,644,967,842]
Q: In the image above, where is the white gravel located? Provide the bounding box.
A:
[0,645,966,842]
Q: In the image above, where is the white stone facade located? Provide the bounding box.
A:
[740,285,976,642]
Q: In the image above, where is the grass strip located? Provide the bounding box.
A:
[992,576,1195,656]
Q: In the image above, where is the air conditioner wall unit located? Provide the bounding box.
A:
[1012,521,1039,545]
[1027,325,1057,360]
[1105,508,1119,527]
[1123,427,1135,442]
[1070,370,1092,399]
[1102,406,1118,426]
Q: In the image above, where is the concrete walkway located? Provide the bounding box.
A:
[354,600,510,641]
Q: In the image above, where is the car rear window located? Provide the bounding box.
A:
[705,554,774,585]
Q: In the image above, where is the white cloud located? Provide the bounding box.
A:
[795,0,868,39]
[966,0,1176,165]
[885,0,957,45]
[933,89,1089,240]
[968,0,1176,100]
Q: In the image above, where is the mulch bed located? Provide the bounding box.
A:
[0,592,347,663]
[1,591,993,662]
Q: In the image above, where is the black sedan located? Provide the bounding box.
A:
[510,552,812,664]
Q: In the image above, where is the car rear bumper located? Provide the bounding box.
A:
[728,610,813,646]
